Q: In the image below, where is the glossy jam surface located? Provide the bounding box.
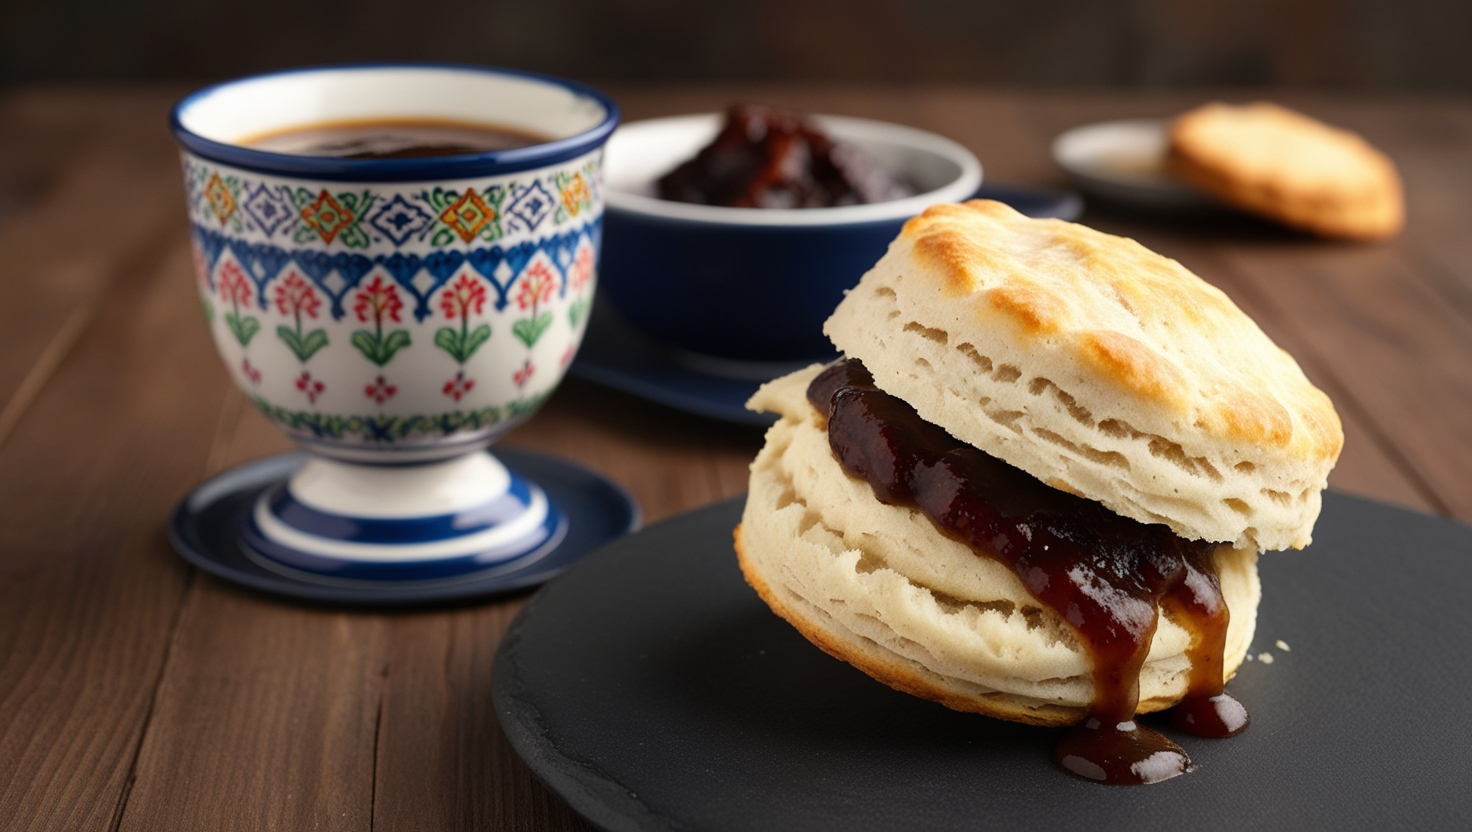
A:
[656,105,915,208]
[245,119,547,159]
[1170,692,1250,738]
[1055,718,1190,786]
[807,359,1249,785]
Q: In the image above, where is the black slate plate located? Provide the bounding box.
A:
[169,449,639,606]
[493,492,1472,831]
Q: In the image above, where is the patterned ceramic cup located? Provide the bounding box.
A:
[171,65,619,581]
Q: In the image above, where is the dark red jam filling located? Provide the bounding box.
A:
[807,358,1249,785]
[656,104,916,208]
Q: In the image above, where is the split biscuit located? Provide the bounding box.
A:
[1168,101,1404,240]
[735,367,1260,726]
[824,199,1343,552]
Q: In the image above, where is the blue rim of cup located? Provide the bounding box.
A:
[170,62,621,182]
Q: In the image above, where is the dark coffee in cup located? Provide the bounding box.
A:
[245,119,549,159]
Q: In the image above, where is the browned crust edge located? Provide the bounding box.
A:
[733,521,1243,726]
[735,523,1091,727]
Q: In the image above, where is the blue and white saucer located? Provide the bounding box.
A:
[168,448,639,605]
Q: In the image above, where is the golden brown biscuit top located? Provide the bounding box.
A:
[898,200,1342,461]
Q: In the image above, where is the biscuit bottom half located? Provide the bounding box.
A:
[736,377,1260,728]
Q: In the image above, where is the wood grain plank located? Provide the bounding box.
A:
[115,585,385,832]
[369,602,602,832]
[0,90,99,221]
[0,235,231,832]
[1365,103,1472,325]
[0,88,183,221]
[913,87,1061,185]
[0,88,186,450]
[605,82,924,124]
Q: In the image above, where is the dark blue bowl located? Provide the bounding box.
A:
[601,212,922,361]
[599,114,983,363]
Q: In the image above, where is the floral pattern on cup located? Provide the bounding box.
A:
[350,276,412,367]
[273,272,328,363]
[184,151,603,455]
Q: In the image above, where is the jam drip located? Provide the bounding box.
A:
[657,105,915,208]
[807,359,1248,785]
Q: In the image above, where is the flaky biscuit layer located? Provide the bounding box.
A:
[825,200,1341,551]
[1169,102,1404,240]
[738,367,1259,727]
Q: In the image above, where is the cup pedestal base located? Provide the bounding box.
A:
[242,452,566,582]
[167,449,639,604]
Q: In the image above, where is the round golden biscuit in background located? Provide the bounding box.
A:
[1168,102,1404,240]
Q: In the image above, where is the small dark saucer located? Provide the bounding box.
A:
[570,301,792,427]
[168,449,639,606]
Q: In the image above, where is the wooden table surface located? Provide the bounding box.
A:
[1,84,1469,831]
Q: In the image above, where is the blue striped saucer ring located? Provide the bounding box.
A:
[243,452,565,582]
